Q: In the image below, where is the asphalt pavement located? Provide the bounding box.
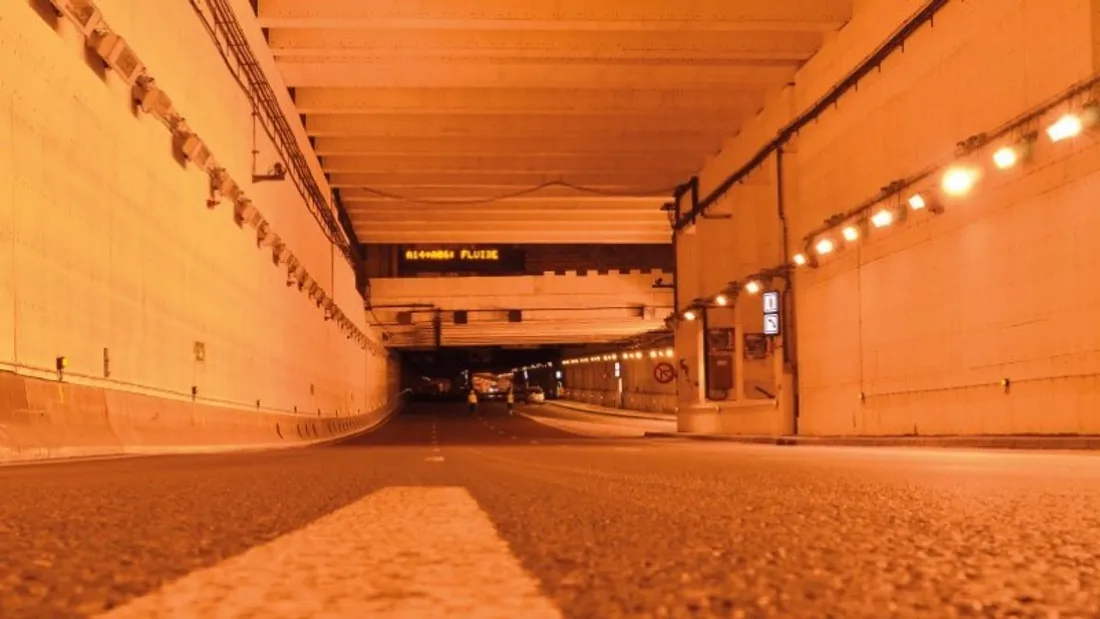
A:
[2,401,1100,618]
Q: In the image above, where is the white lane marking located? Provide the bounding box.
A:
[425,456,445,462]
[95,487,562,618]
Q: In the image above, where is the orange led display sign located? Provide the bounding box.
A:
[397,246,525,275]
[404,249,500,261]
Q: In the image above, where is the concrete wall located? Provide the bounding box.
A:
[677,0,1100,436]
[562,350,677,414]
[0,368,402,464]
[0,0,398,451]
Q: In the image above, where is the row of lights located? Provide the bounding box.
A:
[514,362,554,373]
[791,101,1098,268]
[563,348,675,365]
[668,269,785,326]
[52,0,382,357]
[668,92,1100,322]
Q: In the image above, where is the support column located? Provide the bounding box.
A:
[675,321,705,407]
[733,302,746,401]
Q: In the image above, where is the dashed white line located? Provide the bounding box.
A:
[95,487,562,618]
[425,456,445,462]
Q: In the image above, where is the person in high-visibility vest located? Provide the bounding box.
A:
[506,389,515,415]
[467,390,478,414]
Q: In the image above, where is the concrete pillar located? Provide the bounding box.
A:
[732,304,746,401]
[675,320,704,407]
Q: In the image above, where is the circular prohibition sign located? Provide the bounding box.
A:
[653,361,677,384]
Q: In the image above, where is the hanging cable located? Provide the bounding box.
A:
[187,0,357,267]
[357,180,682,206]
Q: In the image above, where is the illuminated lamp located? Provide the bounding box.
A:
[744,281,762,295]
[992,146,1018,169]
[792,253,808,266]
[683,310,697,322]
[941,166,979,196]
[842,225,860,242]
[664,347,675,357]
[870,209,894,228]
[1047,113,1083,142]
[714,294,728,306]
[907,194,927,210]
[815,238,836,256]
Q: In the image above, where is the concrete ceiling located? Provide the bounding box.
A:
[258,0,851,245]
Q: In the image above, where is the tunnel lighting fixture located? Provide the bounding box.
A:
[870,209,894,228]
[744,281,762,295]
[815,238,835,256]
[714,294,728,306]
[1047,113,1083,142]
[649,350,658,359]
[683,310,697,322]
[792,253,808,266]
[664,348,675,357]
[992,146,1019,169]
[942,166,979,196]
[907,194,927,210]
[841,225,860,242]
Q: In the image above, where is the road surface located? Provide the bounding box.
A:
[2,402,1099,618]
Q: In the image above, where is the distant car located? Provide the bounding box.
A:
[526,387,545,404]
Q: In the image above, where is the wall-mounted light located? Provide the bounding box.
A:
[941,166,980,196]
[1047,112,1085,142]
[870,209,894,228]
[992,146,1018,169]
[842,225,861,241]
[683,310,697,321]
[744,281,762,295]
[815,238,835,256]
[714,294,728,306]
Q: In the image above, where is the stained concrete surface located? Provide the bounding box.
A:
[1,402,1099,618]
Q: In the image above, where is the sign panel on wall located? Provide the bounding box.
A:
[763,314,780,336]
[763,291,779,314]
[762,291,781,336]
[653,362,676,384]
[397,246,526,275]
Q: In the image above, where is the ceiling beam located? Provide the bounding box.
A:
[339,187,672,201]
[267,29,824,63]
[293,87,766,115]
[348,211,666,224]
[341,198,664,210]
[328,171,684,188]
[276,60,798,89]
[305,113,743,139]
[257,0,852,31]
[352,220,667,231]
[355,230,672,244]
[312,136,721,157]
[322,155,700,174]
[324,162,697,177]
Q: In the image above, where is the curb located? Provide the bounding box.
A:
[642,432,1100,450]
[545,401,676,423]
